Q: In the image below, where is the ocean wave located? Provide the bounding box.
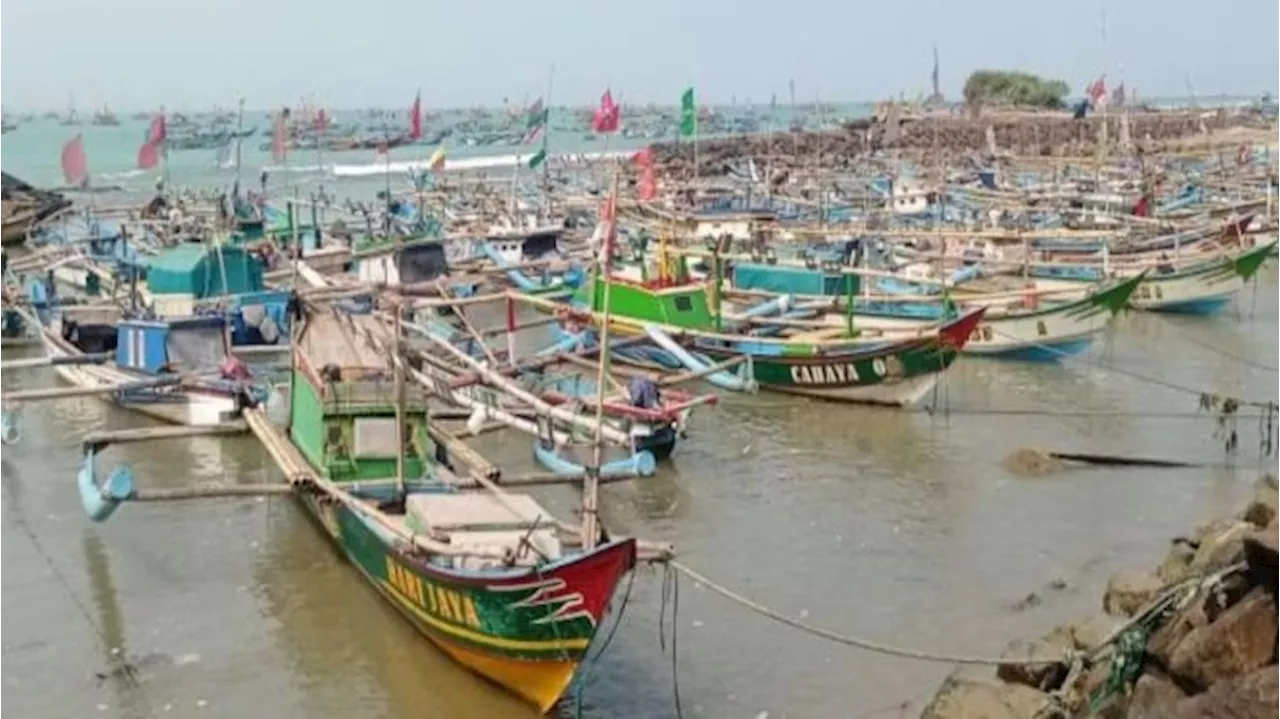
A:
[99,168,150,179]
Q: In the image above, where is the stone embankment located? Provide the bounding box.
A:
[921,474,1278,718]
[651,107,1277,178]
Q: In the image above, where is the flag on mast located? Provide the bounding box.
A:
[271,108,290,163]
[679,87,696,138]
[522,98,547,143]
[592,89,620,133]
[61,134,89,187]
[409,92,422,141]
[137,112,167,169]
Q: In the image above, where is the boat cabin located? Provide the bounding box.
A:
[353,237,453,288]
[731,260,859,297]
[289,312,436,483]
[113,314,232,374]
[146,242,266,316]
[485,226,563,266]
[580,273,717,331]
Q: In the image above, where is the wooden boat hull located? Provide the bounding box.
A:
[852,274,1140,360]
[1034,242,1275,315]
[39,332,242,426]
[297,490,636,714]
[692,310,983,406]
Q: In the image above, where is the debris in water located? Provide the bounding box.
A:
[1001,448,1068,477]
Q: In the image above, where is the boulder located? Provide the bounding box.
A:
[1126,669,1188,719]
[1167,665,1278,718]
[1167,587,1278,691]
[1241,474,1278,528]
[1103,570,1165,617]
[1189,519,1253,574]
[1067,614,1124,653]
[920,666,1051,719]
[996,626,1073,690]
[1156,539,1197,584]
[1146,592,1210,669]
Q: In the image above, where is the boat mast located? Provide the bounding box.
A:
[583,171,620,550]
[393,301,407,498]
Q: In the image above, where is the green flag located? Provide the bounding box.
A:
[679,87,696,138]
[527,148,546,169]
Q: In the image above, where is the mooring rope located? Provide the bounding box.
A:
[665,560,1244,669]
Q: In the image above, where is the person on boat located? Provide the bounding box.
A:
[627,377,662,410]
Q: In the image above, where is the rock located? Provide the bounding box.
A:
[1103,570,1165,617]
[996,626,1073,690]
[1067,614,1124,652]
[1167,665,1278,718]
[1241,474,1278,528]
[920,666,1051,719]
[1147,592,1210,669]
[1126,670,1188,719]
[1167,587,1278,691]
[1243,519,1278,596]
[1189,519,1252,574]
[1156,539,1197,584]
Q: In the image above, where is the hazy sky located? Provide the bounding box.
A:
[2,0,1277,110]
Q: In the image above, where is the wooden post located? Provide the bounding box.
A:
[393,301,406,499]
[584,173,620,550]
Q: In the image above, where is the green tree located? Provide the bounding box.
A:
[962,70,1071,109]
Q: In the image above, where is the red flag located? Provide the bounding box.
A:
[632,146,654,167]
[315,108,330,132]
[146,113,167,144]
[61,134,88,187]
[271,109,289,163]
[1087,75,1107,103]
[1132,193,1151,217]
[137,112,167,170]
[592,89,620,134]
[638,165,657,202]
[409,92,422,141]
[137,142,161,170]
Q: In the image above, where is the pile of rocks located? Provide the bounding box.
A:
[649,108,1275,178]
[921,474,1278,718]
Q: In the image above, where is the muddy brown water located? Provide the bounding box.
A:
[3,269,1277,718]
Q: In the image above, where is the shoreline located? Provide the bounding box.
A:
[921,474,1278,718]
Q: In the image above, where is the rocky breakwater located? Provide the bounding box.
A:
[922,474,1278,719]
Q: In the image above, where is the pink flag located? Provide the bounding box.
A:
[409,92,422,141]
[592,89,620,134]
[61,134,88,187]
[146,113,167,144]
[1087,76,1108,103]
[272,109,289,163]
[137,142,161,170]
[638,165,657,202]
[632,146,654,166]
[137,112,167,169]
[315,108,330,132]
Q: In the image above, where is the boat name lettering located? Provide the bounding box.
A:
[385,557,482,629]
[789,358,885,385]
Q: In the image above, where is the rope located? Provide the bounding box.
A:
[665,560,1245,669]
[573,568,636,718]
[991,328,1277,409]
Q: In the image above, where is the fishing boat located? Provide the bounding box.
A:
[67,303,664,714]
[281,309,642,712]
[554,270,984,407]
[2,173,73,248]
[91,105,120,126]
[6,289,260,430]
[1030,241,1276,315]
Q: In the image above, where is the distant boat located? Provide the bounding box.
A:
[61,94,81,126]
[92,105,121,126]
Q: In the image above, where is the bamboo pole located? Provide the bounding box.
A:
[128,484,295,501]
[584,174,621,551]
[3,375,189,403]
[83,423,247,446]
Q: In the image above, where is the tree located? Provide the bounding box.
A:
[962,70,1071,109]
